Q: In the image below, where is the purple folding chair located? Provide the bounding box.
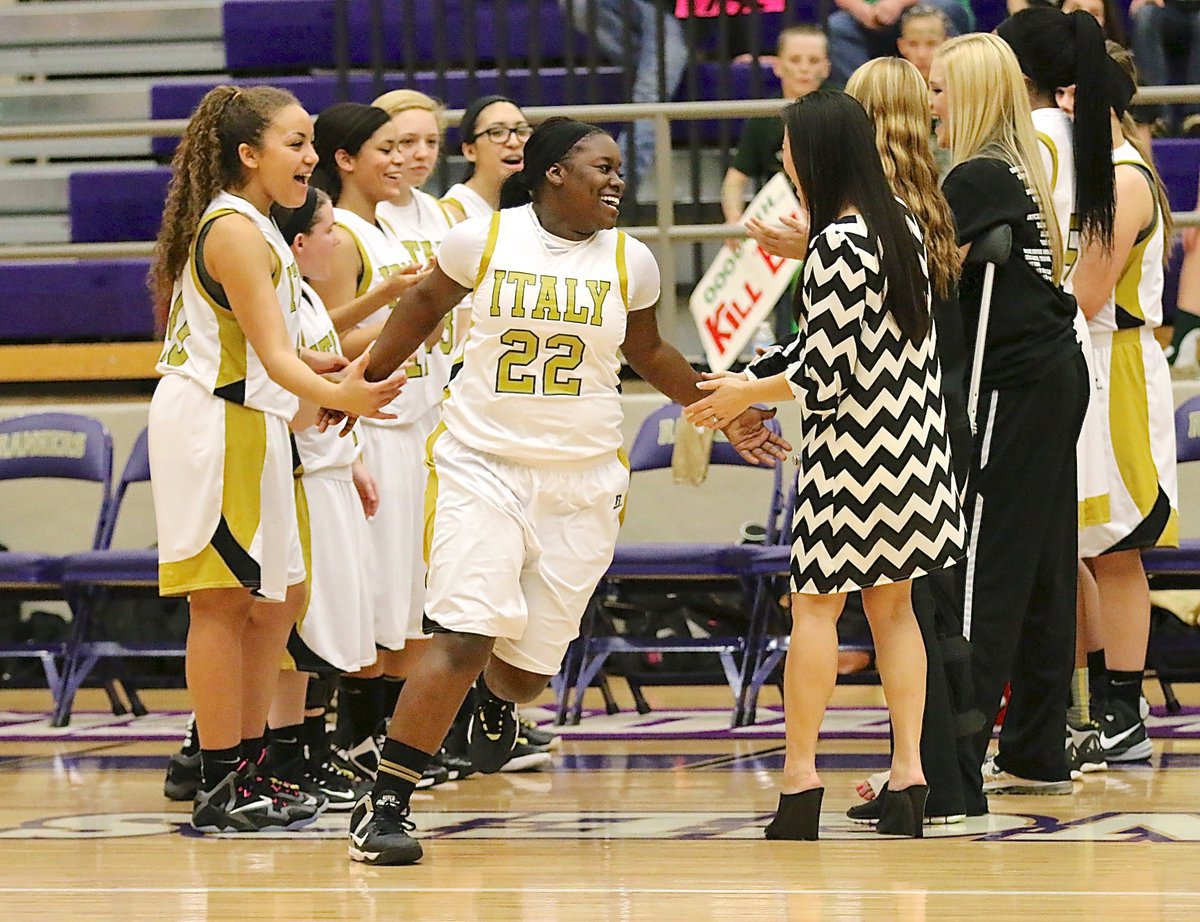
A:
[58,428,175,726]
[558,402,786,725]
[1143,395,1200,712]
[0,413,113,715]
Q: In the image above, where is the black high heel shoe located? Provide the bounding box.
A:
[764,788,824,840]
[875,784,928,838]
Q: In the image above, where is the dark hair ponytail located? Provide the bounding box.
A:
[997,7,1116,248]
[784,90,929,343]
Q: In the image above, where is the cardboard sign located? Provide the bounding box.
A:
[689,171,801,371]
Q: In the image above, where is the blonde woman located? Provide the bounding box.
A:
[846,57,972,826]
[930,33,1088,809]
[1070,42,1178,767]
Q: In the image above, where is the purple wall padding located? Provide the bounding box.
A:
[69,169,172,243]
[0,260,153,342]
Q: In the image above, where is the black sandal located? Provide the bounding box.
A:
[764,787,824,841]
[875,784,929,838]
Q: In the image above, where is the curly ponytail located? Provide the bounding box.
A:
[149,84,299,327]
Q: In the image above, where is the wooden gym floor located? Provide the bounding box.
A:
[1,685,1199,921]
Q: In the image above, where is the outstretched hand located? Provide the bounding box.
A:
[723,406,792,466]
[745,213,810,261]
[685,371,754,431]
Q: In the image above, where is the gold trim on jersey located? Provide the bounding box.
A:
[1112,160,1159,328]
[158,401,266,596]
[475,211,503,290]
[1036,131,1058,190]
[337,221,375,299]
[280,477,314,671]
[1109,329,1160,521]
[1078,494,1111,530]
[422,420,449,564]
[617,446,630,526]
[616,232,630,310]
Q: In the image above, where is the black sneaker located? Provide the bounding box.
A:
[164,750,201,802]
[435,747,476,781]
[348,792,423,865]
[247,763,327,811]
[191,766,322,833]
[334,734,381,782]
[1097,699,1153,762]
[1067,720,1108,779]
[266,754,351,812]
[467,682,520,774]
[417,761,450,789]
[308,757,366,812]
[518,713,561,750]
[498,736,553,773]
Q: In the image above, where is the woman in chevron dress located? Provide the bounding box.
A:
[687,89,965,840]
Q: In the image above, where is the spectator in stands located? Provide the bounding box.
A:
[897,4,949,82]
[147,85,402,833]
[721,24,830,241]
[558,0,688,192]
[827,0,973,86]
[440,96,532,224]
[1129,0,1200,135]
[1061,0,1129,45]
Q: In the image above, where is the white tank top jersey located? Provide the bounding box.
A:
[376,190,457,417]
[156,190,301,421]
[294,281,360,473]
[1033,107,1080,288]
[440,182,493,221]
[333,206,429,426]
[1089,142,1165,333]
[436,203,661,466]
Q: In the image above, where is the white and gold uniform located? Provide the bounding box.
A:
[149,191,305,602]
[429,204,660,674]
[439,181,492,222]
[286,281,376,673]
[1079,142,1179,556]
[1033,107,1110,536]
[334,206,428,650]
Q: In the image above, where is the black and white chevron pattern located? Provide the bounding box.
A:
[787,213,965,595]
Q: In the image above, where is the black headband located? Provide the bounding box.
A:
[498,117,602,208]
[461,94,517,141]
[275,185,321,244]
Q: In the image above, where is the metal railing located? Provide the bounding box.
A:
[3,87,1200,322]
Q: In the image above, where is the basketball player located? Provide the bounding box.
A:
[333,118,789,865]
[440,95,531,223]
[147,85,403,832]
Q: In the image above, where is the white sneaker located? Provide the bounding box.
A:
[981,755,1073,795]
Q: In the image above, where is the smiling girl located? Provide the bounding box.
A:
[440,95,531,223]
[148,85,403,833]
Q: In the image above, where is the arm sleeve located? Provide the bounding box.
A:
[783,228,862,416]
[625,237,662,311]
[942,158,1020,246]
[436,216,490,290]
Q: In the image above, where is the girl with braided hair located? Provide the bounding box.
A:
[148,85,403,833]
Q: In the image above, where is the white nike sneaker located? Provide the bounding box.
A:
[980,755,1073,795]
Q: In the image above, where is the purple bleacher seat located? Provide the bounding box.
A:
[60,548,158,585]
[1150,139,1199,214]
[223,0,577,72]
[1143,396,1200,579]
[0,552,67,588]
[672,60,782,143]
[0,260,153,341]
[608,542,741,578]
[150,67,625,157]
[69,168,171,244]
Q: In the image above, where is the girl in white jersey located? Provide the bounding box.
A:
[308,103,450,781]
[1069,43,1179,767]
[254,187,380,812]
[997,5,1117,776]
[440,95,532,223]
[340,118,790,865]
[147,85,403,834]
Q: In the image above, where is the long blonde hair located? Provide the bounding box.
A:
[1107,40,1174,255]
[934,33,1063,282]
[149,85,299,325]
[846,58,960,301]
